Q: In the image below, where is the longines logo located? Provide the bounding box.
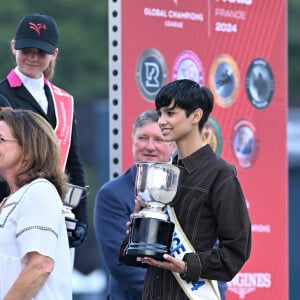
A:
[228,272,271,299]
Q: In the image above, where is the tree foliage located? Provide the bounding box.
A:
[0,0,108,102]
[288,0,300,105]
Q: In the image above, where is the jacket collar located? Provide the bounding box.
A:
[175,144,215,174]
[7,69,49,88]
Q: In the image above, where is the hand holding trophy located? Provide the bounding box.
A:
[124,161,180,262]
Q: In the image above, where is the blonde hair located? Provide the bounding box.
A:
[44,59,56,80]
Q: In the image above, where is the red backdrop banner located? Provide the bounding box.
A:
[112,1,288,299]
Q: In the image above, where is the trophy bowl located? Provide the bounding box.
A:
[63,183,85,244]
[124,162,180,262]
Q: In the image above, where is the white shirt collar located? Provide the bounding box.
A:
[14,67,45,90]
[14,67,48,113]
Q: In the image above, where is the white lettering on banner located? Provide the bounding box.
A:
[168,10,203,21]
[215,0,253,5]
[251,224,271,233]
[229,273,271,288]
[227,273,271,299]
[144,8,203,21]
[215,8,246,20]
[215,22,238,33]
[164,20,183,28]
[144,8,167,18]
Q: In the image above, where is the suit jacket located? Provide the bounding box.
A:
[94,165,146,300]
[0,70,86,223]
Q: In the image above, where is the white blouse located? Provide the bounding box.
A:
[0,178,72,299]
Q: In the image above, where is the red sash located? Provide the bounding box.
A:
[47,82,74,170]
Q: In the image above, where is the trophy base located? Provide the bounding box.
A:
[65,216,78,247]
[124,217,174,264]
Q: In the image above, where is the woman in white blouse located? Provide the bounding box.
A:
[0,108,72,300]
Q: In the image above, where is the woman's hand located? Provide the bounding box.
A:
[136,254,186,274]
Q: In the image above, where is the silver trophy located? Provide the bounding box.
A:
[63,183,85,243]
[125,162,180,261]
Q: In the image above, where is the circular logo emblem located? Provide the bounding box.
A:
[172,50,205,85]
[201,117,223,155]
[136,48,168,102]
[246,58,274,109]
[209,54,240,108]
[230,119,259,169]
